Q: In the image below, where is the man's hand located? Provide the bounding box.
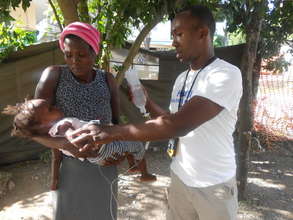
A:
[66,124,113,153]
[66,124,100,152]
[67,124,127,166]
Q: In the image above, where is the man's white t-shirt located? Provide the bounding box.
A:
[169,58,242,188]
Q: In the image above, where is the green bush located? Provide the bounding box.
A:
[0,23,37,63]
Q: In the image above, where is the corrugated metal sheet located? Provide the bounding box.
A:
[0,41,64,165]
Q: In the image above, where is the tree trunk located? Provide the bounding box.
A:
[237,2,265,201]
[115,14,164,86]
[78,0,91,23]
[253,53,262,97]
[56,0,80,25]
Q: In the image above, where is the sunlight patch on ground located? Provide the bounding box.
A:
[256,168,271,173]
[251,160,271,164]
[284,172,293,177]
[248,178,286,190]
[273,209,293,218]
[118,174,169,220]
[0,192,53,220]
[237,211,262,220]
[118,174,170,188]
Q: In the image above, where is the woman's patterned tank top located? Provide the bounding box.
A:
[55,65,112,124]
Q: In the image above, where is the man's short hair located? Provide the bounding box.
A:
[179,5,216,38]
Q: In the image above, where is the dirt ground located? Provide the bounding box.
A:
[0,147,292,220]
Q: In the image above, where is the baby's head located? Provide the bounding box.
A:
[2,99,63,137]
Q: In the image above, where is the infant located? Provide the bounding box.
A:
[2,99,156,190]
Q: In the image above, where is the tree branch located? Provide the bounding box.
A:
[48,0,63,31]
[115,13,164,86]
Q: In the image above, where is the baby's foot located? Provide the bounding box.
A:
[140,173,157,182]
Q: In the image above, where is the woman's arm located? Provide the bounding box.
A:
[34,65,61,104]
[34,66,96,157]
[32,135,98,158]
[51,149,62,190]
[106,72,120,124]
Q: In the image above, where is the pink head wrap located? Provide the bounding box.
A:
[59,22,100,55]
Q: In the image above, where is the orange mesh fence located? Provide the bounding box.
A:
[253,67,293,149]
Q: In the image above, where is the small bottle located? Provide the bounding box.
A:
[125,68,148,116]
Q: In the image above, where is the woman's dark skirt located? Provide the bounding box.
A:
[54,156,118,220]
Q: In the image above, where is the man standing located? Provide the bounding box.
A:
[70,5,242,220]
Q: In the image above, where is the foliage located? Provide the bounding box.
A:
[0,0,32,23]
[260,0,293,58]
[258,0,293,72]
[221,0,293,73]
[0,0,36,62]
[48,0,64,29]
[87,0,172,68]
[213,34,226,47]
[264,55,290,73]
[0,23,37,63]
[227,29,246,46]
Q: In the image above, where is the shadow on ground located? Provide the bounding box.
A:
[238,150,293,220]
[0,160,51,210]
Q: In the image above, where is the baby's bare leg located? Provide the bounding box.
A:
[51,149,62,190]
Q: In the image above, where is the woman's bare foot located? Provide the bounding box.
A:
[50,180,58,191]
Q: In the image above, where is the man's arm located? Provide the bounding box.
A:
[105,96,223,141]
[69,96,223,151]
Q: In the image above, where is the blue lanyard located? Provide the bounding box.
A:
[178,56,217,109]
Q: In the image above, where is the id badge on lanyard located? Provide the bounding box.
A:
[167,56,217,158]
[167,70,190,158]
[167,137,179,158]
